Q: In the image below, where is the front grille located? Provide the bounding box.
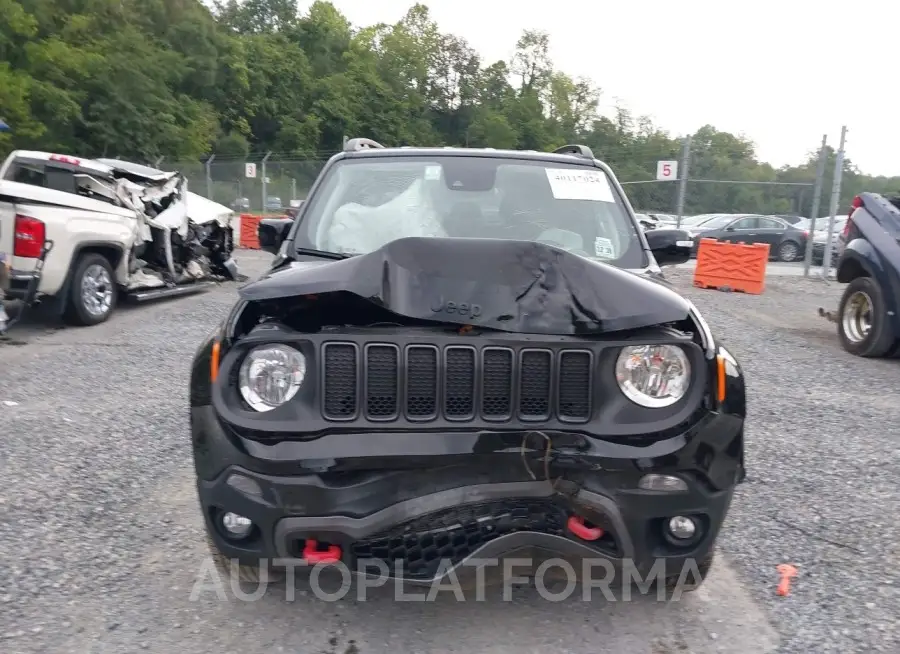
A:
[350,499,619,580]
[350,499,569,580]
[321,342,594,423]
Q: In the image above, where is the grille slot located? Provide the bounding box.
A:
[481,347,514,420]
[557,350,593,421]
[444,346,476,420]
[364,344,400,420]
[405,345,438,420]
[322,343,359,420]
[518,349,552,420]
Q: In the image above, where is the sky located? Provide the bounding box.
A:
[320,0,900,177]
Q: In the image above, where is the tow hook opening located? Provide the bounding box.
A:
[567,515,604,541]
[301,539,343,564]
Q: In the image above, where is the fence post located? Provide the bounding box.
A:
[820,126,847,277]
[291,178,297,202]
[675,134,692,228]
[261,151,272,213]
[802,134,828,277]
[205,154,215,201]
[154,156,164,168]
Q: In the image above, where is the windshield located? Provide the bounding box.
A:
[293,156,648,269]
[680,214,718,226]
[698,214,748,230]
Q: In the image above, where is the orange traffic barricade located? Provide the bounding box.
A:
[239,213,261,249]
[693,238,769,295]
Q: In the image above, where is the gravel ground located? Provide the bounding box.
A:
[0,252,897,654]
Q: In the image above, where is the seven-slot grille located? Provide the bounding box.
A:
[321,342,593,423]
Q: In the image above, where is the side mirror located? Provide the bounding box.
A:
[257,217,294,255]
[645,228,693,266]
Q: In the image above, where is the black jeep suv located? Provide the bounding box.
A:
[189,140,746,592]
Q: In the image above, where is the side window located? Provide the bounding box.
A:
[730,217,758,230]
[758,217,785,230]
[8,163,47,187]
[44,165,78,194]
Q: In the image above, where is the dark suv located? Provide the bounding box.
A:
[189,140,746,593]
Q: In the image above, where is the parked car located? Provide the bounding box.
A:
[771,214,808,226]
[634,212,659,230]
[0,151,239,332]
[232,197,250,211]
[820,194,900,357]
[189,138,746,592]
[265,196,283,211]
[810,217,848,266]
[687,214,808,262]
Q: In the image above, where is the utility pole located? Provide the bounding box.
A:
[675,134,692,228]
[802,134,828,277]
[820,126,847,276]
[261,151,272,212]
[204,154,215,201]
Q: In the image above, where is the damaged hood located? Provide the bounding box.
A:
[239,237,692,334]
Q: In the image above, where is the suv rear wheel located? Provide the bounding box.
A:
[837,276,895,357]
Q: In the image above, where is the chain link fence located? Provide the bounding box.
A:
[166,156,334,213]
[160,134,842,223]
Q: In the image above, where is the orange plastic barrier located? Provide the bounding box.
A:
[239,213,261,249]
[692,238,769,295]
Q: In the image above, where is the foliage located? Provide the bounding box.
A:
[1,0,897,214]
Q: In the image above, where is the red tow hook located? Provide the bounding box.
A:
[567,515,603,541]
[302,539,342,564]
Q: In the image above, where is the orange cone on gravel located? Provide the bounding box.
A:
[776,564,798,596]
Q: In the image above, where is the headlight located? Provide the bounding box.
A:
[615,345,691,408]
[238,344,307,412]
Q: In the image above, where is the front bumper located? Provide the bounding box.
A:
[192,405,743,584]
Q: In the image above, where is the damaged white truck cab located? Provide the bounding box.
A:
[0,151,239,331]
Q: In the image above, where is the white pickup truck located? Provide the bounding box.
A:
[0,151,240,333]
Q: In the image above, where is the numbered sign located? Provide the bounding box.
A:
[656,160,678,181]
[245,163,257,179]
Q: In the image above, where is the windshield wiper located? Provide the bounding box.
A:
[293,247,355,261]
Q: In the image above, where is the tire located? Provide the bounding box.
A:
[664,551,714,593]
[836,276,896,357]
[777,240,801,263]
[204,529,285,585]
[62,253,118,326]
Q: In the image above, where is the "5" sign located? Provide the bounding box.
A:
[656,160,678,181]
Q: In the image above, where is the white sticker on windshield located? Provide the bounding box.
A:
[545,168,614,202]
[594,237,615,258]
[424,165,441,181]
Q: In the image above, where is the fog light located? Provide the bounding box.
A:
[667,515,697,540]
[638,474,688,492]
[221,512,253,539]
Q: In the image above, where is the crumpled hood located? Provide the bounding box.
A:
[238,237,692,334]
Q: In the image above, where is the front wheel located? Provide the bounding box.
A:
[837,276,895,357]
[777,240,801,262]
[62,253,118,326]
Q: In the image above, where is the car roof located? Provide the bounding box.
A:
[338,146,600,167]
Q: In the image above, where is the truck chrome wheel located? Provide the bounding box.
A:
[81,264,114,317]
[841,290,873,344]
